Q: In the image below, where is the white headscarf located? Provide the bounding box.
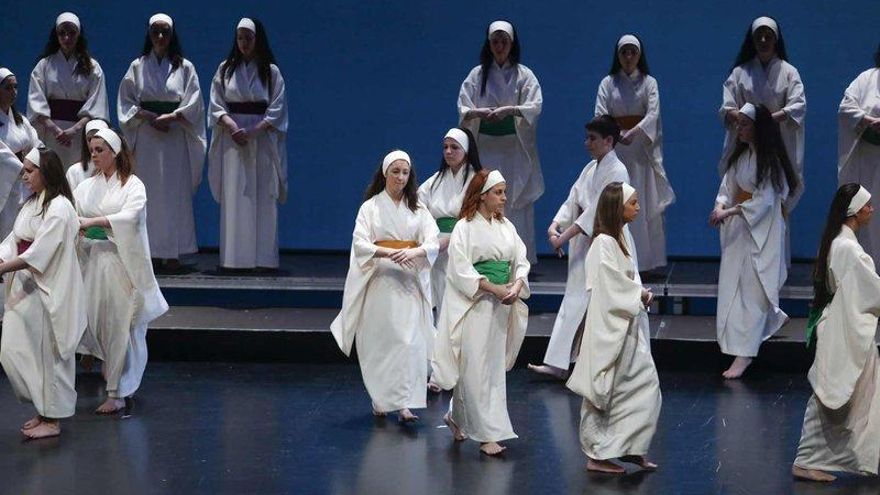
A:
[488,21,514,41]
[739,103,757,121]
[94,128,122,155]
[55,12,81,29]
[149,13,173,29]
[85,119,109,134]
[751,16,778,36]
[481,170,505,193]
[617,34,641,52]
[444,128,469,153]
[24,148,41,167]
[621,182,636,203]
[382,150,411,176]
[847,186,872,217]
[0,68,13,83]
[237,18,256,33]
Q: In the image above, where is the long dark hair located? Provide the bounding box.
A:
[221,18,277,95]
[78,118,111,171]
[731,16,788,71]
[608,35,650,76]
[363,151,419,212]
[725,105,799,197]
[26,147,74,217]
[38,24,94,77]
[874,43,880,68]
[0,75,24,126]
[812,183,862,309]
[479,21,521,96]
[141,23,184,71]
[593,182,629,257]
[431,128,483,192]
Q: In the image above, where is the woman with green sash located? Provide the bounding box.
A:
[118,13,206,273]
[418,127,482,311]
[458,20,543,263]
[432,169,530,456]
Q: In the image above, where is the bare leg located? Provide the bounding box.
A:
[587,457,626,474]
[443,412,467,441]
[21,416,42,430]
[398,408,419,423]
[722,356,753,379]
[527,363,569,379]
[95,398,126,414]
[619,455,658,471]
[792,465,836,482]
[480,442,507,456]
[22,419,60,439]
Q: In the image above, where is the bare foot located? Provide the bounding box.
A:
[619,455,658,471]
[722,356,753,379]
[527,363,569,379]
[792,465,836,482]
[398,409,419,423]
[587,457,625,474]
[22,421,60,439]
[21,416,42,430]
[443,413,467,441]
[480,442,506,456]
[371,403,387,417]
[95,398,125,414]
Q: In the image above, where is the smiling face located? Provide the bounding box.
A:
[384,160,411,197]
[149,22,172,54]
[443,138,466,168]
[237,28,256,59]
[56,22,80,54]
[0,75,17,109]
[623,192,640,223]
[21,158,45,194]
[618,44,640,74]
[481,182,507,215]
[489,31,512,66]
[88,137,117,174]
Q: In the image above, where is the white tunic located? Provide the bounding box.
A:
[715,148,788,356]
[0,109,41,239]
[208,62,288,269]
[432,213,530,443]
[837,68,880,265]
[595,71,675,271]
[0,195,86,418]
[27,51,109,168]
[458,63,543,263]
[795,226,880,474]
[118,55,207,259]
[74,172,169,398]
[330,192,439,412]
[566,234,660,460]
[417,165,476,309]
[66,161,95,191]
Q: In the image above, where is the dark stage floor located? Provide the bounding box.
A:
[2,363,879,494]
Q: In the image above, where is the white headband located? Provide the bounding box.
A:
[847,186,872,217]
[444,128,469,153]
[85,119,109,134]
[481,170,506,194]
[24,148,41,167]
[739,103,757,121]
[55,12,80,29]
[751,16,778,36]
[621,183,636,204]
[94,128,122,155]
[237,18,256,33]
[488,21,514,41]
[149,13,173,29]
[0,68,12,83]
[382,150,411,176]
[617,34,641,52]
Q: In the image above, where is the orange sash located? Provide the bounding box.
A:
[375,240,419,249]
[734,190,753,204]
[614,115,644,131]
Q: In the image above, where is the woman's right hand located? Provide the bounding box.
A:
[230,127,248,146]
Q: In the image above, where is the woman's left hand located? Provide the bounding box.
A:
[389,248,419,268]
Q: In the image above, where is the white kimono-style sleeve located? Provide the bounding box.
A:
[18,205,65,274]
[594,77,611,116]
[637,77,661,143]
[509,221,531,299]
[515,67,542,127]
[80,60,110,120]
[715,169,736,208]
[782,66,806,127]
[553,169,584,229]
[0,141,23,213]
[457,67,481,123]
[837,70,873,177]
[0,227,16,262]
[416,206,440,267]
[446,221,482,299]
[351,202,378,269]
[208,64,229,127]
[117,60,141,128]
[26,59,51,122]
[738,179,779,250]
[719,70,741,123]
[264,66,288,133]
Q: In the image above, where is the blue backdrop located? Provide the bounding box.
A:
[3,0,877,258]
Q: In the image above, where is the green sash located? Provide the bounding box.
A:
[141,101,180,114]
[479,115,516,136]
[473,260,511,285]
[436,217,457,234]
[804,304,826,348]
[862,127,880,146]
[84,226,109,240]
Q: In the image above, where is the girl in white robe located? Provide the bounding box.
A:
[433,170,530,456]
[417,127,482,310]
[837,51,880,264]
[710,103,798,379]
[118,14,207,269]
[793,184,880,482]
[331,150,439,422]
[566,182,660,474]
[75,128,169,415]
[0,147,87,439]
[208,18,288,270]
[458,20,543,263]
[28,12,109,169]
[594,35,675,272]
[65,118,108,191]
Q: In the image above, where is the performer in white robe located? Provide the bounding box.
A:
[0,147,86,439]
[793,184,880,482]
[458,20,543,263]
[595,35,674,272]
[710,103,797,379]
[566,182,660,474]
[74,128,169,415]
[65,118,108,191]
[433,170,530,456]
[208,18,288,270]
[118,13,206,268]
[28,12,109,169]
[331,151,439,422]
[529,116,634,379]
[417,127,480,310]
[837,55,880,265]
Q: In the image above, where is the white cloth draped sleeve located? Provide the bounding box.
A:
[838,69,878,177]
[637,77,661,143]
[553,169,585,229]
[27,57,111,121]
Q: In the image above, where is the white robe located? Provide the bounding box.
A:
[27,51,109,168]
[118,55,207,259]
[432,213,530,443]
[595,71,675,271]
[566,234,660,460]
[458,63,543,263]
[542,151,633,370]
[837,68,880,266]
[66,161,95,191]
[330,192,439,412]
[0,195,86,418]
[715,148,788,357]
[0,109,41,240]
[74,172,169,398]
[417,165,476,310]
[208,62,288,269]
[795,226,880,474]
